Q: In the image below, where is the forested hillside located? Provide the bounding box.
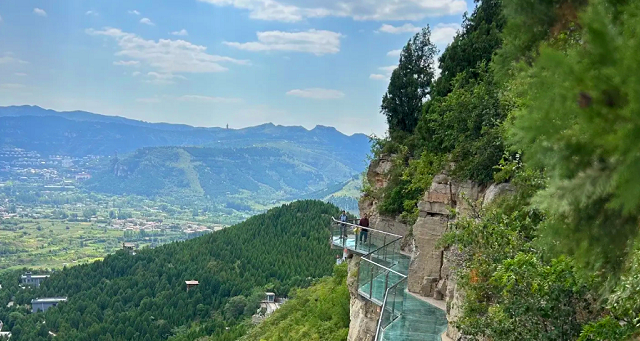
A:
[0,200,339,341]
[367,0,640,339]
[84,146,359,207]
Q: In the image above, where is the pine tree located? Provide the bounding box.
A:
[381,27,438,137]
[509,0,640,279]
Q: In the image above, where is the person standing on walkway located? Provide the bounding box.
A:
[339,210,348,239]
[359,214,369,243]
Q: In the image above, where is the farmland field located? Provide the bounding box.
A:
[0,218,197,271]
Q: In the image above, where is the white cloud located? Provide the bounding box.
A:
[377,23,460,44]
[225,29,343,55]
[113,60,140,67]
[378,23,420,34]
[140,18,155,26]
[177,95,242,103]
[198,0,466,22]
[136,97,161,103]
[171,29,188,36]
[33,8,47,17]
[14,73,27,76]
[286,88,345,99]
[0,53,28,65]
[432,23,460,45]
[387,49,402,57]
[145,72,187,85]
[128,10,141,15]
[379,65,398,73]
[86,10,98,16]
[370,65,397,81]
[1,83,26,89]
[86,27,249,79]
[132,71,141,77]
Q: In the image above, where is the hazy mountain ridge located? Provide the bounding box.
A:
[0,106,370,161]
[85,145,358,204]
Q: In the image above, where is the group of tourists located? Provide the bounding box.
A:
[338,210,370,243]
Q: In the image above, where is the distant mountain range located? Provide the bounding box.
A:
[0,106,369,208]
[0,106,370,160]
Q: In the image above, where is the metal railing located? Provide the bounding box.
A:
[375,276,408,341]
[357,257,407,304]
[330,217,403,259]
[330,217,409,340]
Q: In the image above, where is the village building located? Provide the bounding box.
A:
[122,242,136,254]
[251,292,285,324]
[20,272,49,288]
[31,297,67,313]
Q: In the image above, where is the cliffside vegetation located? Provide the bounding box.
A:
[369,0,640,339]
[0,200,340,340]
[241,263,350,341]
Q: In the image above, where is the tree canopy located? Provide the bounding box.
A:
[381,27,438,136]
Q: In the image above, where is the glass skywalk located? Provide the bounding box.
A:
[331,218,448,341]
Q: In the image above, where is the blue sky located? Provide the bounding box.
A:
[0,0,474,136]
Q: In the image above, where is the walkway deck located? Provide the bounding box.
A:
[330,219,449,341]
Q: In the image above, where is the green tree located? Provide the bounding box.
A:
[381,27,438,137]
[508,0,640,278]
[223,296,248,321]
[433,0,505,97]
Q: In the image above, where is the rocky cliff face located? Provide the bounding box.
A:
[351,155,514,341]
[346,256,380,341]
[359,156,411,244]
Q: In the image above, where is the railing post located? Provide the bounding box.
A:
[355,223,359,251]
[393,238,397,264]
[384,272,389,299]
[369,264,374,299]
[383,235,387,262]
[391,285,397,319]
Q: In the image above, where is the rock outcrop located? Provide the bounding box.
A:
[352,155,516,341]
[346,256,380,341]
[408,174,484,298]
[360,154,411,244]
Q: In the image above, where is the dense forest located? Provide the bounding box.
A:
[0,200,340,340]
[367,0,640,339]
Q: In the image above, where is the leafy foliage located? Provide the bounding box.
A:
[508,0,640,278]
[375,0,507,219]
[416,70,507,183]
[241,263,350,341]
[378,149,445,223]
[443,169,603,340]
[493,0,587,81]
[371,0,640,339]
[433,0,505,97]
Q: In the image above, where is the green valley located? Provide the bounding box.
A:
[85,145,359,208]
